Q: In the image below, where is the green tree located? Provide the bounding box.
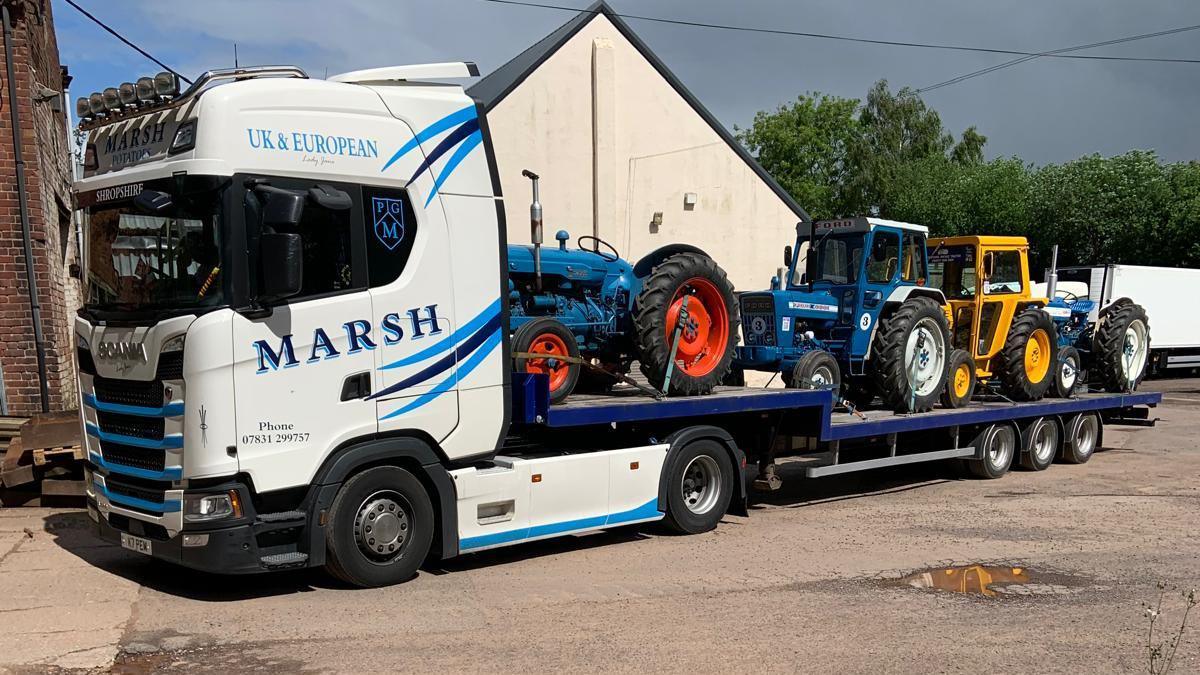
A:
[951,126,987,166]
[735,93,861,220]
[1165,161,1200,267]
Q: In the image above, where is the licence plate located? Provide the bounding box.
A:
[120,532,152,555]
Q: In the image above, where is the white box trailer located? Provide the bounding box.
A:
[1052,265,1200,372]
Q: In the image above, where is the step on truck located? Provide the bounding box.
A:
[72,64,1162,587]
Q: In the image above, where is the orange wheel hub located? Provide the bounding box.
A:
[664,277,729,377]
[524,333,571,392]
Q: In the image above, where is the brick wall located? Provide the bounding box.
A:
[0,0,81,415]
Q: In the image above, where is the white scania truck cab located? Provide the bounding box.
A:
[73,64,749,587]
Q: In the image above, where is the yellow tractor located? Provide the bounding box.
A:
[925,236,1060,404]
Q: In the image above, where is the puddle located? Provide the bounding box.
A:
[899,564,1073,598]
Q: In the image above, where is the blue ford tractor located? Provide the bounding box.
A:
[507,171,739,403]
[734,217,953,413]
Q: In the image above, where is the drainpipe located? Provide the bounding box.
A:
[3,3,51,413]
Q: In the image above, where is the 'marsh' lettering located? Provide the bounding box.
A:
[254,305,440,374]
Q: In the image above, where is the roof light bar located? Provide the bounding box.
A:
[135,77,155,103]
[102,87,121,111]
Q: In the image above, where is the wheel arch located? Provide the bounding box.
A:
[632,243,710,279]
[657,425,748,517]
[884,285,947,307]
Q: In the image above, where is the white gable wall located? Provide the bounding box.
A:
[484,14,799,293]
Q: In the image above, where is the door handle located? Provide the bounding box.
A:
[341,372,372,401]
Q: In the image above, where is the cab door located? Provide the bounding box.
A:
[975,248,1025,369]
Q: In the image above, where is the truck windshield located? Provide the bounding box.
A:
[928,245,977,299]
[84,177,228,315]
[802,234,864,285]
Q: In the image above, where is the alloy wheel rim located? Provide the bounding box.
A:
[353,490,413,563]
[681,455,721,515]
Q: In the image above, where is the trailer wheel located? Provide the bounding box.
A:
[663,440,734,534]
[1060,412,1102,464]
[940,349,976,409]
[633,252,738,396]
[966,423,1017,479]
[1018,417,1059,471]
[1093,298,1150,392]
[1052,346,1081,399]
[325,466,434,588]
[997,307,1058,401]
[785,350,841,392]
[513,317,581,404]
[872,297,951,413]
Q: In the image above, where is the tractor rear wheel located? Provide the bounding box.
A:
[1093,298,1150,392]
[872,297,951,413]
[941,348,976,409]
[633,253,738,396]
[513,317,581,404]
[997,307,1057,401]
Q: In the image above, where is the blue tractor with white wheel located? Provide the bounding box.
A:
[734,217,953,413]
[506,171,739,403]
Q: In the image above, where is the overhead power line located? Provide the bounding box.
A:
[918,24,1200,93]
[62,0,192,84]
[479,0,1200,65]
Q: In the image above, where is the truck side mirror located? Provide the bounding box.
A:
[783,245,793,268]
[259,232,303,302]
[805,250,818,283]
[134,189,172,215]
[263,191,306,229]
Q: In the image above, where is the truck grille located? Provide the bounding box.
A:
[93,376,163,409]
[105,475,170,515]
[100,441,166,473]
[157,352,184,380]
[97,410,164,440]
[740,294,776,347]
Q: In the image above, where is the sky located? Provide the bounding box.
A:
[54,0,1200,166]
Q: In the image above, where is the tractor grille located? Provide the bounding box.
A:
[97,410,164,441]
[740,294,776,347]
[93,376,163,409]
[100,441,166,473]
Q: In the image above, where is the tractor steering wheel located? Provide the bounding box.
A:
[577,235,620,262]
[1055,290,1079,303]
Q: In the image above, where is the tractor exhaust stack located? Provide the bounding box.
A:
[522,169,544,291]
[1046,244,1059,299]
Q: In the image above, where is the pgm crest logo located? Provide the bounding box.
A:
[372,197,405,251]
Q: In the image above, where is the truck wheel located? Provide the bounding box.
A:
[1052,345,1081,398]
[997,307,1057,401]
[1018,417,1058,471]
[965,423,1017,479]
[873,297,951,413]
[513,317,581,404]
[940,348,976,409]
[634,253,738,396]
[663,440,734,534]
[1060,412,1102,464]
[1093,298,1150,392]
[325,466,434,588]
[785,350,841,392]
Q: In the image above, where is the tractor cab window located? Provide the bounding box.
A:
[809,234,864,285]
[928,245,977,299]
[866,230,900,284]
[985,250,1023,295]
[901,232,927,283]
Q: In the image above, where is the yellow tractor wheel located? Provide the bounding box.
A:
[997,307,1058,401]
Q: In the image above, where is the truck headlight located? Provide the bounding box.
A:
[161,335,185,353]
[184,490,242,522]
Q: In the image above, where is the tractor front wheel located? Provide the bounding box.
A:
[1052,345,1081,398]
[785,350,841,392]
[941,348,977,409]
[513,317,581,404]
[997,307,1057,401]
[1093,298,1150,392]
[872,297,951,413]
[633,253,738,396]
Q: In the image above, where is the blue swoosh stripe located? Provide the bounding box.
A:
[459,498,662,551]
[425,130,483,207]
[90,452,182,481]
[407,118,480,185]
[380,104,477,173]
[83,393,183,418]
[381,299,502,370]
[379,330,502,421]
[369,314,501,401]
[94,480,182,514]
[85,423,183,450]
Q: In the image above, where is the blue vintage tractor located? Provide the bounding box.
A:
[734,217,953,413]
[507,171,739,403]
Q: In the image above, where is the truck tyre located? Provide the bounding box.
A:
[633,252,738,396]
[965,423,1017,479]
[325,466,435,588]
[785,350,841,392]
[1093,298,1150,392]
[941,348,976,409]
[997,307,1057,401]
[872,297,951,413]
[1018,417,1058,471]
[513,317,581,404]
[1060,412,1101,464]
[663,440,734,534]
[1052,345,1081,398]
